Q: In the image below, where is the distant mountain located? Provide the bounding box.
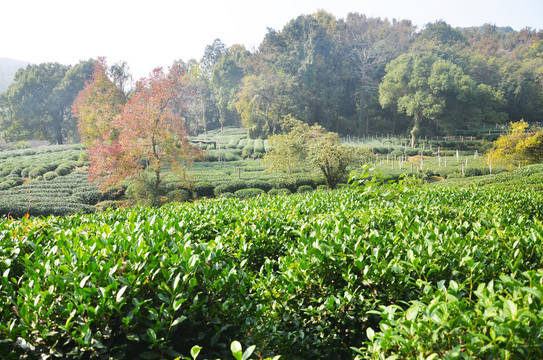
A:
[0,58,30,93]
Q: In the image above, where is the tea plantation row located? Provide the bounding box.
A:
[2,175,543,359]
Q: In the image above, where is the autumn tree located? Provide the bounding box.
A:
[263,116,374,189]
[88,67,200,203]
[71,57,127,145]
[487,120,543,167]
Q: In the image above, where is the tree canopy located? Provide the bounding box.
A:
[379,53,506,147]
[263,116,374,189]
[88,67,201,197]
[71,58,127,145]
[1,60,94,144]
[2,13,543,143]
[487,120,543,167]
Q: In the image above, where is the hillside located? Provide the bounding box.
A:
[0,57,29,92]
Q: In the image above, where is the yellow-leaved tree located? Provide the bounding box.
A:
[487,120,543,167]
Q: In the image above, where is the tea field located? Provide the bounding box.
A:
[2,165,543,359]
[0,127,508,218]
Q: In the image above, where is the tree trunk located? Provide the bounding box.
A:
[410,114,421,148]
[53,112,64,144]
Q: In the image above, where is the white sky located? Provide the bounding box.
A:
[2,0,543,79]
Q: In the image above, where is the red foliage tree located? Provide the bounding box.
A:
[88,67,200,193]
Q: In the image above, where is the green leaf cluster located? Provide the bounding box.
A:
[2,174,543,358]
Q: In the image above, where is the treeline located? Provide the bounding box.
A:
[194,12,543,140]
[1,11,543,145]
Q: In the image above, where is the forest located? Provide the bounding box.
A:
[1,11,543,147]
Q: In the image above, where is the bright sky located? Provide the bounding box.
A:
[2,0,543,79]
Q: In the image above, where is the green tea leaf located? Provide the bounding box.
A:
[231,341,243,360]
[190,345,202,359]
[146,328,157,343]
[366,327,375,341]
[242,345,256,360]
[171,316,187,327]
[80,275,90,288]
[116,285,128,303]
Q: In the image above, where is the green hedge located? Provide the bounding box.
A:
[213,180,247,196]
[234,188,265,199]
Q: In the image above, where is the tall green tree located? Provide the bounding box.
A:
[210,44,249,130]
[174,59,216,135]
[379,53,505,147]
[1,60,94,144]
[200,38,227,78]
[499,46,543,123]
[343,14,415,135]
[235,70,296,138]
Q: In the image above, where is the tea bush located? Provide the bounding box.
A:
[167,189,192,203]
[43,171,58,181]
[234,188,265,199]
[2,178,543,358]
[296,184,313,193]
[267,188,292,196]
[214,180,248,196]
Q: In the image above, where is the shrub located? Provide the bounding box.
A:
[78,151,89,162]
[241,140,254,158]
[220,191,235,198]
[246,180,273,192]
[297,185,314,193]
[0,168,11,177]
[238,138,248,148]
[0,181,11,191]
[167,189,191,203]
[204,151,219,162]
[234,188,265,199]
[464,167,489,177]
[268,188,292,196]
[71,190,103,205]
[193,182,215,198]
[56,162,74,176]
[253,139,265,153]
[43,171,58,181]
[28,166,49,179]
[125,182,151,206]
[222,151,239,162]
[7,175,23,185]
[102,186,125,201]
[226,138,239,149]
[9,166,24,177]
[96,200,118,212]
[13,141,30,149]
[214,181,247,196]
[125,179,162,207]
